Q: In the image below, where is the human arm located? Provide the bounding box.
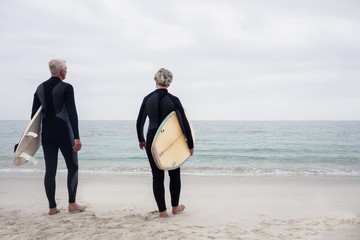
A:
[136,99,147,149]
[64,85,81,152]
[31,91,42,119]
[173,98,194,150]
[64,85,80,139]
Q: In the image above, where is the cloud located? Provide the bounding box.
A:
[0,0,359,120]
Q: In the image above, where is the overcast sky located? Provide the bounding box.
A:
[1,0,359,120]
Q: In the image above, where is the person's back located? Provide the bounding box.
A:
[34,77,79,142]
[141,88,179,130]
[136,68,194,218]
[32,59,85,215]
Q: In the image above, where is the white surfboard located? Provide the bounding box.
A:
[13,106,43,166]
[151,111,195,170]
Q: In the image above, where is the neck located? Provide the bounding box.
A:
[156,84,167,89]
[51,73,64,80]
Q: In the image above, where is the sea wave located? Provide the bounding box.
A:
[2,121,360,178]
[1,165,359,177]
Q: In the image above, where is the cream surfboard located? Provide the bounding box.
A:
[13,106,43,166]
[151,111,195,170]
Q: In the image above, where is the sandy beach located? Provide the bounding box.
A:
[0,173,359,240]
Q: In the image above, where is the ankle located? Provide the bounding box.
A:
[48,207,59,215]
[159,211,168,218]
[68,202,79,207]
[172,204,185,214]
[68,203,86,212]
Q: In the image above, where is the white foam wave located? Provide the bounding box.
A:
[1,165,359,177]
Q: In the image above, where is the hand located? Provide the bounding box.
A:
[189,148,194,156]
[139,141,146,150]
[73,139,82,152]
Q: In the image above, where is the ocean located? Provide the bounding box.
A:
[1,120,360,177]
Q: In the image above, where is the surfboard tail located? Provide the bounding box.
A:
[19,152,38,165]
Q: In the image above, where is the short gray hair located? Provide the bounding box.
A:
[154,68,173,87]
[49,59,67,74]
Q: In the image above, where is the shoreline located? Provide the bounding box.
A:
[1,167,360,178]
[1,174,359,239]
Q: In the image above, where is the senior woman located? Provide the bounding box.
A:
[136,68,194,218]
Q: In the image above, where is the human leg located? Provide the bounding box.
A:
[146,130,167,215]
[60,139,85,212]
[42,141,59,210]
[168,167,181,207]
[60,142,78,204]
[147,151,166,212]
[168,168,185,214]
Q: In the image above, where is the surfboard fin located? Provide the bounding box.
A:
[26,132,38,138]
[14,143,19,153]
[19,152,38,165]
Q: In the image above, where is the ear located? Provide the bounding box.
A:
[60,69,66,79]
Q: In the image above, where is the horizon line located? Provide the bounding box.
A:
[1,119,360,122]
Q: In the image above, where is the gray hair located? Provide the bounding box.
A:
[49,59,67,74]
[154,68,173,87]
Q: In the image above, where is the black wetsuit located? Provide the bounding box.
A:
[136,89,194,212]
[32,77,80,209]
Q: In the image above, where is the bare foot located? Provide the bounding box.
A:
[159,211,169,218]
[68,203,86,213]
[48,207,60,215]
[172,204,185,214]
